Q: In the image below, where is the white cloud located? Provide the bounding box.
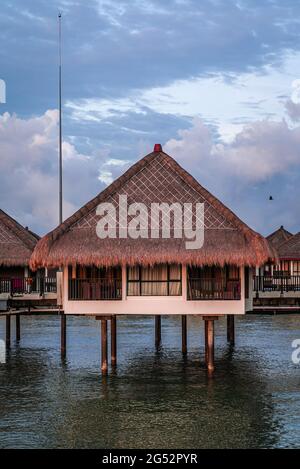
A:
[291,79,300,104]
[0,110,131,234]
[65,50,300,142]
[165,116,300,182]
[65,97,146,122]
[214,120,300,181]
[98,170,113,184]
[164,115,300,233]
[104,158,131,166]
[285,99,300,122]
[2,102,300,237]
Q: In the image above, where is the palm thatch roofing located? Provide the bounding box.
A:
[267,225,293,251]
[277,232,300,260]
[30,147,274,270]
[0,209,39,266]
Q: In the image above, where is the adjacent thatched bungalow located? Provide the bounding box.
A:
[0,209,56,302]
[0,208,39,270]
[256,226,293,276]
[278,232,300,272]
[267,225,293,251]
[253,226,300,309]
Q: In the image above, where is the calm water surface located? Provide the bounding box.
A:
[0,314,299,448]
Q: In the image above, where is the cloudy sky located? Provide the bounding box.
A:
[1,0,300,236]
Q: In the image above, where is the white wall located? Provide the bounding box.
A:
[62,265,245,316]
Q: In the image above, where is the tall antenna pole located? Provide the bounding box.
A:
[58,12,63,225]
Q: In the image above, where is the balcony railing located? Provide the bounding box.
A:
[0,277,57,295]
[253,275,300,293]
[68,278,122,300]
[188,278,241,300]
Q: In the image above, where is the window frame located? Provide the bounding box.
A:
[187,265,241,301]
[127,264,182,297]
[293,261,300,275]
[68,265,122,300]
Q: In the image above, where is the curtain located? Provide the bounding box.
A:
[127,266,140,295]
[228,265,239,280]
[169,264,181,295]
[293,261,300,275]
[141,265,168,295]
[280,261,289,273]
[127,264,181,296]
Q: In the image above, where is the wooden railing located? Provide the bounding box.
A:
[68,278,122,300]
[188,278,241,300]
[253,275,300,293]
[0,277,57,295]
[127,280,182,296]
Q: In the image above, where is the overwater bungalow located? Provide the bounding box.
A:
[253,226,300,310]
[30,145,273,373]
[0,209,57,310]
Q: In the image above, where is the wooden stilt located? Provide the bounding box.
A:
[155,315,161,348]
[101,319,108,374]
[111,315,117,367]
[60,313,66,358]
[6,314,11,349]
[16,314,20,342]
[227,315,235,345]
[207,319,215,373]
[203,317,218,374]
[204,320,208,365]
[182,315,187,354]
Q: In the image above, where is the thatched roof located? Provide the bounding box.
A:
[277,232,300,260]
[267,225,293,251]
[0,209,39,266]
[30,147,274,269]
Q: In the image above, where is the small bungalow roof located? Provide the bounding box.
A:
[267,226,293,251]
[0,209,39,266]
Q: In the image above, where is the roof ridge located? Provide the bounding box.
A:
[267,226,293,240]
[280,231,300,247]
[278,232,300,259]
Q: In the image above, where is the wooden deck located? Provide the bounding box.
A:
[250,306,300,314]
[0,307,62,316]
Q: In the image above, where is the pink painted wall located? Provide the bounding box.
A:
[62,266,246,316]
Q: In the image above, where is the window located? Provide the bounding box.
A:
[274,261,290,277]
[293,261,300,275]
[127,264,182,296]
[68,266,122,300]
[187,265,241,300]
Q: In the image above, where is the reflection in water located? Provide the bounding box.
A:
[0,314,299,448]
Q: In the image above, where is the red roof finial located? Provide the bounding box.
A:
[153,143,162,152]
